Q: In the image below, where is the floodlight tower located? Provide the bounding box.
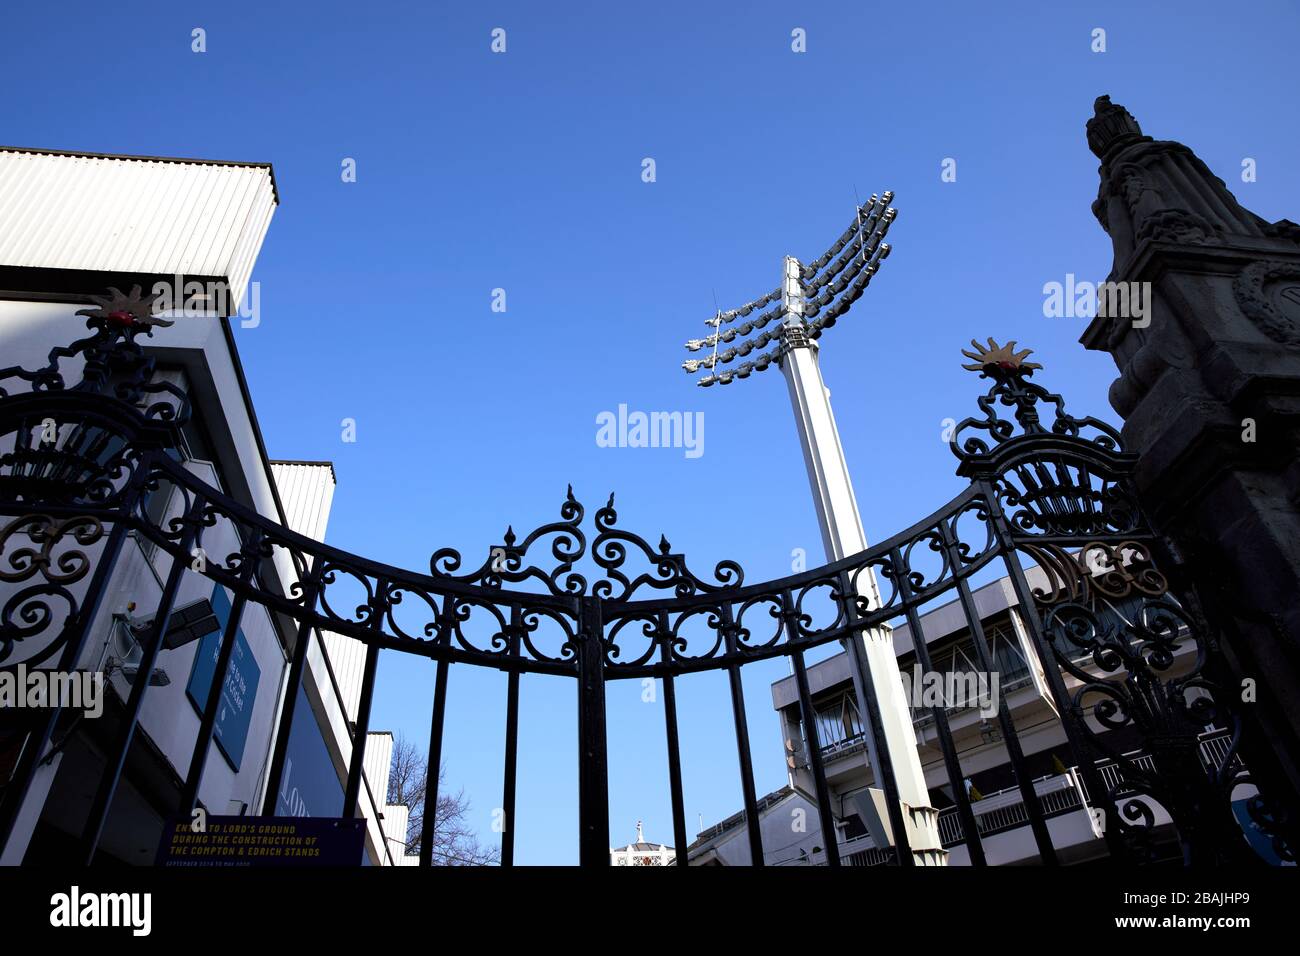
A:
[682,195,945,865]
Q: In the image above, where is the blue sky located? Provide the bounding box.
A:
[6,1,1299,863]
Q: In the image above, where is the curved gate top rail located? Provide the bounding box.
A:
[0,309,1155,675]
[1,292,1294,869]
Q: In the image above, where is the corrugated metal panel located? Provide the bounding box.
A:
[269,461,335,541]
[265,464,361,854]
[383,805,411,863]
[323,629,365,718]
[364,731,393,801]
[0,149,277,307]
[270,461,365,714]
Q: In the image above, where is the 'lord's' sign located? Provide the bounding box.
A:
[156,816,365,867]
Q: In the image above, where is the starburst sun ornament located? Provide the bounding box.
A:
[960,337,1043,374]
[75,285,171,331]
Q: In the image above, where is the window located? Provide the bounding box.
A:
[987,624,1031,689]
[812,692,864,749]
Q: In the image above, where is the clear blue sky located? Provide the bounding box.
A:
[6,1,1298,863]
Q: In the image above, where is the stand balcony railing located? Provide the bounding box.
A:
[832,729,1241,861]
[940,729,1239,851]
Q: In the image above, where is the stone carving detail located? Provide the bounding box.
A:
[1085,97,1293,264]
[1233,261,1300,347]
[1086,95,1150,159]
[1261,218,1300,244]
[1081,96,1300,859]
[1116,165,1212,246]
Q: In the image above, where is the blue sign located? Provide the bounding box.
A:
[157,815,365,867]
[185,586,261,771]
[273,682,344,819]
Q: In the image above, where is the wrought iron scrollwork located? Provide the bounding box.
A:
[950,338,1121,460]
[0,513,104,667]
[1027,539,1284,863]
[591,494,743,601]
[0,286,189,424]
[994,456,1142,538]
[950,339,1144,540]
[429,485,588,596]
[2,301,1297,867]
[1021,541,1166,606]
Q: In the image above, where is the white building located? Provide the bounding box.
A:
[0,147,410,866]
[691,568,1240,866]
[609,821,673,866]
[686,789,824,866]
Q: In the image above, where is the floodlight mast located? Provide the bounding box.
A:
[683,197,946,865]
[777,255,943,865]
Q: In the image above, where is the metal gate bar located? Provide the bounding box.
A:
[938,517,1057,865]
[181,559,254,815]
[80,501,201,864]
[419,656,451,866]
[657,609,690,867]
[791,649,842,866]
[261,578,324,816]
[501,661,521,866]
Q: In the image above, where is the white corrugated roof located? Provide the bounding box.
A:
[270,460,336,542]
[0,147,277,307]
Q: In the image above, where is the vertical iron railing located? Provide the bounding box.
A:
[575,596,610,866]
[891,545,986,867]
[836,569,913,866]
[80,496,204,864]
[180,537,259,815]
[791,649,841,866]
[981,484,1130,861]
[343,641,381,818]
[500,607,522,867]
[656,610,690,867]
[937,517,1057,864]
[0,513,133,853]
[260,576,324,816]
[419,652,451,865]
[720,602,765,866]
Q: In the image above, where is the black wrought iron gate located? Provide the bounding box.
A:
[0,308,1295,866]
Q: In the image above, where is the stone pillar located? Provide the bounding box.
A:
[1079,95,1300,802]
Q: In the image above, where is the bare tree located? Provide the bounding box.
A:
[387,732,499,866]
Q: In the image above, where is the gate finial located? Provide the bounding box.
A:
[950,336,1121,466]
[76,284,170,332]
[960,337,1042,375]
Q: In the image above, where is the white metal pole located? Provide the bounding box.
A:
[778,255,945,865]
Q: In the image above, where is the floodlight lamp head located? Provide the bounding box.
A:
[680,192,897,387]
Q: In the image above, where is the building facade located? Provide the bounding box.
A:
[609,821,673,866]
[0,147,409,866]
[691,562,1251,866]
[686,789,823,866]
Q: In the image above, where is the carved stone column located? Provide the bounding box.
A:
[1080,96,1300,804]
